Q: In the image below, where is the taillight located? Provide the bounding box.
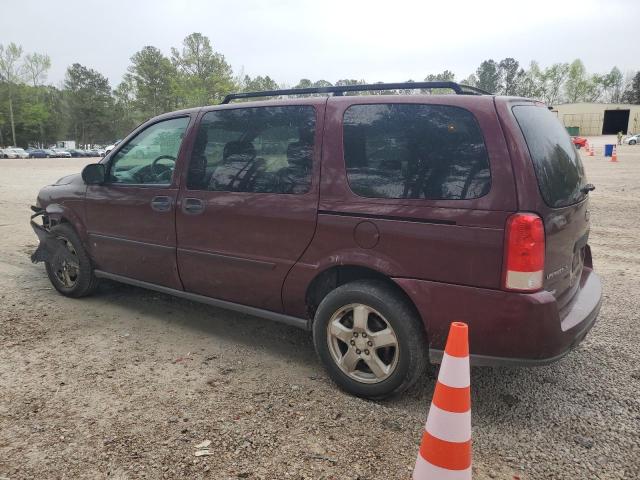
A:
[503,213,545,292]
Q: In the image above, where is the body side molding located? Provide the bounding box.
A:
[94,270,310,330]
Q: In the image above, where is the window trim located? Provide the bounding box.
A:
[185,105,318,195]
[341,102,492,202]
[103,115,192,188]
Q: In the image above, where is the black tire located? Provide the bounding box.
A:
[45,223,99,298]
[630,140,637,145]
[312,279,428,399]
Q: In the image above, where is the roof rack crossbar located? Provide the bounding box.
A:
[220,81,490,104]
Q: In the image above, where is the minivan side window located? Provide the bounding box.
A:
[187,106,316,194]
[343,104,491,200]
[108,117,190,185]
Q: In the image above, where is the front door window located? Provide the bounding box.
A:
[108,117,190,185]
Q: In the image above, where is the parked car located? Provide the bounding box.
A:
[571,136,587,149]
[10,147,30,158]
[105,140,121,155]
[0,148,19,158]
[27,149,52,158]
[51,148,72,158]
[30,82,602,399]
[623,133,639,145]
[86,149,103,157]
[63,149,85,157]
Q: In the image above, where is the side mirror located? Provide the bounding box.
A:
[81,163,105,185]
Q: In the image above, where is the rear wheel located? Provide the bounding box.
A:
[45,223,98,297]
[312,280,427,399]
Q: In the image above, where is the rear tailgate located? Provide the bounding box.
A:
[511,104,591,307]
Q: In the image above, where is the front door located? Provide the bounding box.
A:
[85,115,192,289]
[175,103,324,312]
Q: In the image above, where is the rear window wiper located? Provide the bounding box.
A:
[581,184,595,194]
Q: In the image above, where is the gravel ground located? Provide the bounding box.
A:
[1,143,639,479]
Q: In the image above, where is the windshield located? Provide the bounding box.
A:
[513,105,587,208]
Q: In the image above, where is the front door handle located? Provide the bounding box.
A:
[182,197,205,215]
[150,196,172,212]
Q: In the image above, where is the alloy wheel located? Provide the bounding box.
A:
[326,303,399,384]
[52,237,80,288]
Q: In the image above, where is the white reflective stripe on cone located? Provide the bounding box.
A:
[425,404,471,443]
[438,353,470,389]
[413,455,472,480]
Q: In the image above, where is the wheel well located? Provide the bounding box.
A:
[305,265,421,324]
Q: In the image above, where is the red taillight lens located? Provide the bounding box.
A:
[503,213,545,292]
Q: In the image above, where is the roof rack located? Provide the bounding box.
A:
[220,81,491,104]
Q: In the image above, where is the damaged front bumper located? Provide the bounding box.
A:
[30,207,65,264]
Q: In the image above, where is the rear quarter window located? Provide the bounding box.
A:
[512,105,587,208]
[343,104,491,200]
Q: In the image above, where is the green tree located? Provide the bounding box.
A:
[475,60,500,93]
[425,70,455,82]
[602,67,624,103]
[23,52,51,87]
[23,52,51,145]
[171,33,234,106]
[294,78,314,89]
[460,74,478,87]
[240,75,279,92]
[64,63,113,145]
[564,59,595,103]
[112,74,139,137]
[540,63,569,105]
[333,79,366,96]
[498,58,522,96]
[423,70,456,94]
[514,61,543,100]
[0,43,25,146]
[622,72,640,104]
[128,46,177,117]
[313,79,333,88]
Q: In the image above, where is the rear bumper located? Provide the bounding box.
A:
[394,267,602,366]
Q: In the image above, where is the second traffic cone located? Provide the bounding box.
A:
[611,145,618,162]
[413,322,471,480]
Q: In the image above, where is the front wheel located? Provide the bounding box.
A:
[312,280,428,399]
[44,223,99,297]
[630,140,637,145]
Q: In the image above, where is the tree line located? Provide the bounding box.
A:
[1,33,639,148]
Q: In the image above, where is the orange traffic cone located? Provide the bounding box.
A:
[611,145,618,162]
[589,145,594,157]
[413,322,471,480]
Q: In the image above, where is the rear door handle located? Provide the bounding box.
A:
[182,197,205,215]
[150,196,172,212]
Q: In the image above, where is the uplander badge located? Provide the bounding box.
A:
[546,266,568,280]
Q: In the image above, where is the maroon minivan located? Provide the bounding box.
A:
[31,82,602,399]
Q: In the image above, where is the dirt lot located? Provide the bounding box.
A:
[1,143,639,479]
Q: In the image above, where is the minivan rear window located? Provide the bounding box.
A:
[512,105,587,208]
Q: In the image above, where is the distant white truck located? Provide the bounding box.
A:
[56,140,76,150]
